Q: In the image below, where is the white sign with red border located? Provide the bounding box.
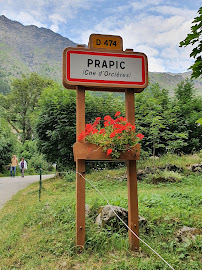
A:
[63,48,148,90]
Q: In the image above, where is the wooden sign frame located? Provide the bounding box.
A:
[63,34,148,252]
[63,46,148,92]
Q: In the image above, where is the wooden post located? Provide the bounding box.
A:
[76,86,86,249]
[125,89,139,251]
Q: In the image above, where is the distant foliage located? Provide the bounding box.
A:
[7,73,54,142]
[1,72,201,172]
[0,79,10,94]
[17,140,52,173]
[0,70,10,94]
[35,79,202,169]
[35,84,124,169]
[173,78,202,152]
[0,116,17,172]
[135,83,188,156]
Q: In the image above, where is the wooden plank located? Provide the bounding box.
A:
[73,142,140,161]
[76,86,86,249]
[76,86,85,139]
[125,89,139,251]
[76,159,85,250]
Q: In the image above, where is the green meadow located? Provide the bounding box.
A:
[0,160,201,269]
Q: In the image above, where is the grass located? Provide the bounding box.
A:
[0,161,201,269]
[138,152,202,169]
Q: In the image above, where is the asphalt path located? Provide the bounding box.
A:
[0,174,55,210]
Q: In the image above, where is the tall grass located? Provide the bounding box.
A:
[0,155,201,269]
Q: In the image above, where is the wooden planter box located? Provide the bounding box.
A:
[73,142,140,161]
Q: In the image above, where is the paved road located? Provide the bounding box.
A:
[0,174,55,210]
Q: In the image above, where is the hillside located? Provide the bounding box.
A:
[0,15,201,95]
[149,71,202,96]
[0,15,76,88]
[0,163,201,269]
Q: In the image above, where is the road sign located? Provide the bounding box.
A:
[63,48,148,91]
[62,34,148,251]
[89,34,123,50]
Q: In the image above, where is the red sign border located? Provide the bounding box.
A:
[66,50,146,86]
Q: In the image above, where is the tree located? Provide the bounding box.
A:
[179,7,202,78]
[0,115,17,172]
[8,73,54,143]
[135,83,188,156]
[173,78,202,152]
[0,70,11,94]
[35,84,124,169]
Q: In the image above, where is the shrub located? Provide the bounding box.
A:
[0,117,17,172]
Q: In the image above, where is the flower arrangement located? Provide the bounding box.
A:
[78,111,144,158]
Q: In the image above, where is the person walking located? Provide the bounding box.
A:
[19,158,27,178]
[10,155,18,177]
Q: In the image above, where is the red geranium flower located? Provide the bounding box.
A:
[137,133,144,140]
[93,117,101,127]
[119,116,126,122]
[93,129,98,134]
[115,111,121,117]
[77,112,144,159]
[78,131,85,141]
[107,148,113,156]
[110,132,116,138]
[104,115,111,121]
[100,128,106,134]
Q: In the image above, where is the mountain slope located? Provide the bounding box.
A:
[0,15,201,95]
[149,71,202,96]
[0,15,76,85]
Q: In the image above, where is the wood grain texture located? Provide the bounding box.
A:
[76,86,86,249]
[125,89,139,251]
[73,142,140,161]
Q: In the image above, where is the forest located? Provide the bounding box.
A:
[0,72,201,174]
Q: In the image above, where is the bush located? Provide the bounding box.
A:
[0,117,17,172]
[63,171,75,182]
[17,140,53,174]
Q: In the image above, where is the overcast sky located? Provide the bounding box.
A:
[0,0,201,73]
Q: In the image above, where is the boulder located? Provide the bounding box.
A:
[95,205,128,227]
[164,163,183,172]
[191,164,202,173]
[95,205,148,232]
[175,226,200,243]
[85,204,90,217]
